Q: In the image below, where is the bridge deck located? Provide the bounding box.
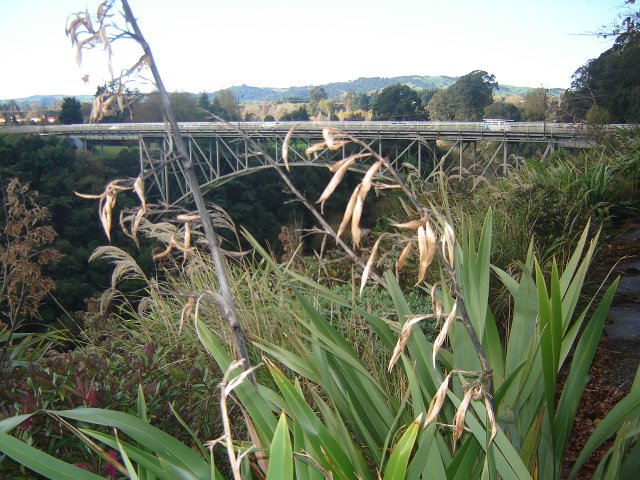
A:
[2,120,628,147]
[4,120,632,205]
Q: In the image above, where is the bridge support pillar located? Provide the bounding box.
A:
[541,142,555,161]
[503,142,509,176]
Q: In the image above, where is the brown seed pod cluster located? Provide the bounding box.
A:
[66,1,146,123]
[335,159,382,248]
[76,175,149,244]
[392,217,441,286]
[152,222,195,262]
[316,154,369,214]
[422,373,497,450]
[304,134,384,248]
[75,179,131,242]
[66,1,115,74]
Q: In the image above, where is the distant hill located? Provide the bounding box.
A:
[1,95,94,112]
[227,75,563,103]
[3,75,563,107]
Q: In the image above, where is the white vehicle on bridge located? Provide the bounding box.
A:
[482,118,514,131]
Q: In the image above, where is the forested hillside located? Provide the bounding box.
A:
[0,135,147,327]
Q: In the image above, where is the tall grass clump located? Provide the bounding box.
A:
[410,128,639,274]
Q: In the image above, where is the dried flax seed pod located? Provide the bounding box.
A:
[391,219,427,230]
[305,141,327,156]
[416,226,427,285]
[176,213,200,222]
[359,159,383,199]
[133,175,146,210]
[131,209,145,248]
[395,240,413,273]
[170,234,195,254]
[430,283,443,326]
[327,139,348,151]
[417,220,437,286]
[432,302,457,368]
[316,155,359,213]
[485,395,498,444]
[424,220,436,262]
[179,296,195,334]
[388,314,430,372]
[322,127,334,144]
[328,153,371,173]
[453,387,475,451]
[349,160,384,247]
[337,185,361,239]
[153,241,173,260]
[100,192,117,241]
[321,127,348,151]
[282,125,297,171]
[424,371,452,426]
[322,127,336,148]
[351,193,364,247]
[442,221,456,267]
[183,222,192,253]
[360,235,384,296]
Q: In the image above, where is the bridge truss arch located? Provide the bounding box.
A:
[137,132,424,205]
[2,120,617,206]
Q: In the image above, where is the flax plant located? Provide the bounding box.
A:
[186,127,639,478]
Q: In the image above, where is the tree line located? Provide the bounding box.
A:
[52,44,637,127]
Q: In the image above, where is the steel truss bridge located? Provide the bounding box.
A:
[2,121,619,205]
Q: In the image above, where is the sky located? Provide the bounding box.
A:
[0,0,628,100]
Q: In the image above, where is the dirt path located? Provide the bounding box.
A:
[563,225,640,478]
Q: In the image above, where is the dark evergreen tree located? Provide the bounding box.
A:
[198,92,211,112]
[427,71,497,121]
[309,86,328,106]
[280,106,309,121]
[561,2,640,122]
[58,97,83,124]
[372,84,425,121]
[0,134,145,328]
[483,100,521,121]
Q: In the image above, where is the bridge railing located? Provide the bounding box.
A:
[1,121,634,138]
